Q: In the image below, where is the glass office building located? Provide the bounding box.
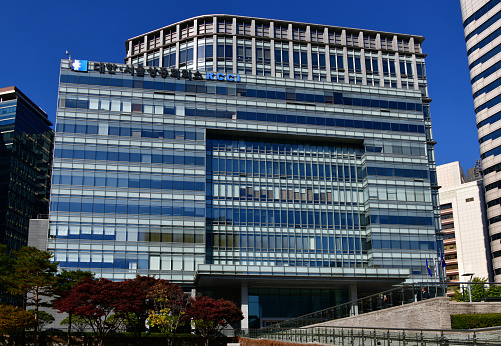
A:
[460,0,501,282]
[49,15,441,327]
[0,86,53,252]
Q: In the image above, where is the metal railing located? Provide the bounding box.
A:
[259,282,446,331]
[238,325,501,345]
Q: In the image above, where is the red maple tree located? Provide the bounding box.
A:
[54,278,131,346]
[188,296,243,346]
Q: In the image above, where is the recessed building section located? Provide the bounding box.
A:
[49,15,440,328]
[460,0,501,281]
[0,86,54,251]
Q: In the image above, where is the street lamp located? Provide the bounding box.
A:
[462,273,475,303]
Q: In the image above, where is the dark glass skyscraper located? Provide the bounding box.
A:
[0,86,54,251]
[49,15,441,328]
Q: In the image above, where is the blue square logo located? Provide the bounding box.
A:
[71,60,88,72]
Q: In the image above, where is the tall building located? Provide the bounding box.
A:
[460,0,501,281]
[49,15,440,328]
[467,159,482,182]
[0,86,53,252]
[437,161,492,296]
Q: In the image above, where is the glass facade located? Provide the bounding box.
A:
[0,87,53,251]
[50,15,441,327]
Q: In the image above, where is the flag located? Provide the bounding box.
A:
[426,258,433,277]
[440,252,446,268]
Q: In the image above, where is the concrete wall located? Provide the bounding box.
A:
[313,298,501,330]
[449,301,501,315]
[314,297,451,329]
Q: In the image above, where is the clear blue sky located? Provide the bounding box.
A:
[0,0,477,170]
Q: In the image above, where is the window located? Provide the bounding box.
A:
[328,31,342,45]
[255,23,269,37]
[440,203,452,210]
[164,29,177,44]
[237,21,251,35]
[466,197,474,202]
[380,37,393,50]
[292,27,306,41]
[198,20,214,35]
[218,20,232,34]
[310,29,324,43]
[275,25,288,39]
[346,33,359,47]
[363,35,376,49]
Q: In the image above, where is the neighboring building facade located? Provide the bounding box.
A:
[460,0,501,281]
[467,159,482,182]
[49,15,440,328]
[0,86,53,252]
[437,162,492,296]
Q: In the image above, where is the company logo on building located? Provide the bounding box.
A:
[71,60,88,72]
[206,72,241,82]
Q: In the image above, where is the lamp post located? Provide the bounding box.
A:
[462,273,475,303]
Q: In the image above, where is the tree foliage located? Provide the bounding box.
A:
[54,278,125,346]
[7,247,58,343]
[111,276,159,338]
[0,304,35,344]
[454,277,501,301]
[188,296,243,344]
[146,280,190,343]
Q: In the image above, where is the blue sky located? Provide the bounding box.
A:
[0,0,477,170]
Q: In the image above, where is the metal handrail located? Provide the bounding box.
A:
[262,281,446,331]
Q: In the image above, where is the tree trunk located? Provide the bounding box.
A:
[34,286,39,345]
[67,313,72,345]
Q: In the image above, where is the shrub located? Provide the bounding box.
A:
[451,313,501,329]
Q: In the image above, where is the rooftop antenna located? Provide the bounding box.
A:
[66,50,72,61]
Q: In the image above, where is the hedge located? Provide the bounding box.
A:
[451,313,501,329]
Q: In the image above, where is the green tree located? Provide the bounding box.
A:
[8,247,58,344]
[0,245,15,305]
[453,277,501,301]
[0,304,35,346]
[28,310,55,331]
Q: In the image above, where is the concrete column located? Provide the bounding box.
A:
[241,283,249,330]
[349,283,358,316]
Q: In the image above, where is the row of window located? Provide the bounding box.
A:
[209,158,362,180]
[185,108,426,134]
[481,144,501,159]
[208,207,434,227]
[56,121,204,141]
[61,73,425,112]
[207,234,366,253]
[61,98,426,135]
[467,25,501,56]
[54,229,204,244]
[212,185,361,204]
[472,59,501,85]
[51,198,205,217]
[466,9,501,42]
[209,157,429,180]
[209,208,362,228]
[476,92,501,114]
[54,147,205,166]
[463,0,501,28]
[473,72,501,100]
[477,108,501,128]
[469,42,501,70]
[53,173,205,191]
[208,138,362,156]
